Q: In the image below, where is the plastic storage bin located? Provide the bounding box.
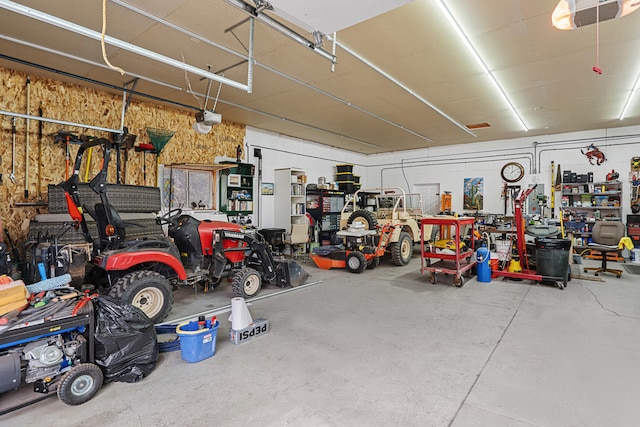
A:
[176,320,220,363]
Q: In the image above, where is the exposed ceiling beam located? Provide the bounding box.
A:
[224,0,337,64]
[0,0,251,92]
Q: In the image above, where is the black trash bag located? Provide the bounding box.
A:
[93,296,159,383]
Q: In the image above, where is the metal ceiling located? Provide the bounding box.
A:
[0,0,639,154]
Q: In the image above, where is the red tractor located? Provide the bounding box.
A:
[55,137,309,322]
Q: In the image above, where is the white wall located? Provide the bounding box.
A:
[366,125,640,218]
[247,125,640,226]
[245,127,367,228]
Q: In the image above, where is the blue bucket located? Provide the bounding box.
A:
[176,320,220,363]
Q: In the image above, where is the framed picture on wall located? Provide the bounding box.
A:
[261,182,274,195]
[463,177,484,210]
[228,174,241,187]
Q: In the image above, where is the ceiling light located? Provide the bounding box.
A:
[433,0,529,132]
[619,71,640,120]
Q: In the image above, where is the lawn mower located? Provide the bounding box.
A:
[310,223,397,273]
[27,137,309,323]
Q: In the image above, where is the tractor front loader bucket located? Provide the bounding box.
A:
[274,258,310,288]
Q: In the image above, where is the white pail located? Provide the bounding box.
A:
[495,239,511,261]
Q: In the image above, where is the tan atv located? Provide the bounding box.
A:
[340,187,431,266]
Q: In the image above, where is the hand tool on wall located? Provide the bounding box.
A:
[37,105,43,200]
[9,118,16,184]
[555,163,562,218]
[83,137,93,182]
[135,143,155,186]
[550,161,555,218]
[24,75,31,199]
[121,133,136,184]
[112,129,136,185]
[54,131,77,180]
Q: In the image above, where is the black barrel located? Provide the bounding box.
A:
[535,238,571,278]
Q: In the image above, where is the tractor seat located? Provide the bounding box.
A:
[92,203,144,249]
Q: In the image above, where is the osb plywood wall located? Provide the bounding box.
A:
[0,67,245,244]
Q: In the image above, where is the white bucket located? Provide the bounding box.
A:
[495,239,511,261]
[631,248,640,264]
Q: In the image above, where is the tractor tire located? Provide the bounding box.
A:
[232,267,262,298]
[391,231,413,266]
[347,210,378,230]
[57,363,103,406]
[109,270,173,323]
[346,252,367,274]
[367,256,380,270]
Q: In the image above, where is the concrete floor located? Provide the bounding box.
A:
[3,252,640,426]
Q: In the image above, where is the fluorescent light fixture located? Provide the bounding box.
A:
[0,0,250,92]
[433,0,529,132]
[619,71,640,120]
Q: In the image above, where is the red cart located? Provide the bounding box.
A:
[420,217,476,287]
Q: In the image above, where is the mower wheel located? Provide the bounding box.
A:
[391,231,412,266]
[57,363,103,405]
[110,270,173,323]
[347,210,378,230]
[367,256,380,270]
[346,252,367,274]
[232,267,262,297]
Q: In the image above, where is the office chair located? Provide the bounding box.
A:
[583,221,626,278]
[284,222,310,258]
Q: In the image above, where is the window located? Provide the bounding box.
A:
[162,165,217,210]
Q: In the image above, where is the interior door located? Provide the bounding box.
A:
[412,183,440,215]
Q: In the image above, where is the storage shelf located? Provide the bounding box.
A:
[220,161,254,217]
[562,191,620,196]
[564,206,620,210]
[563,180,621,186]
[275,168,308,233]
[562,180,622,245]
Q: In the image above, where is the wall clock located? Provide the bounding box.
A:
[500,162,525,183]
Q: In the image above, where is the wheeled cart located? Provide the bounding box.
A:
[420,217,476,287]
[0,301,101,414]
